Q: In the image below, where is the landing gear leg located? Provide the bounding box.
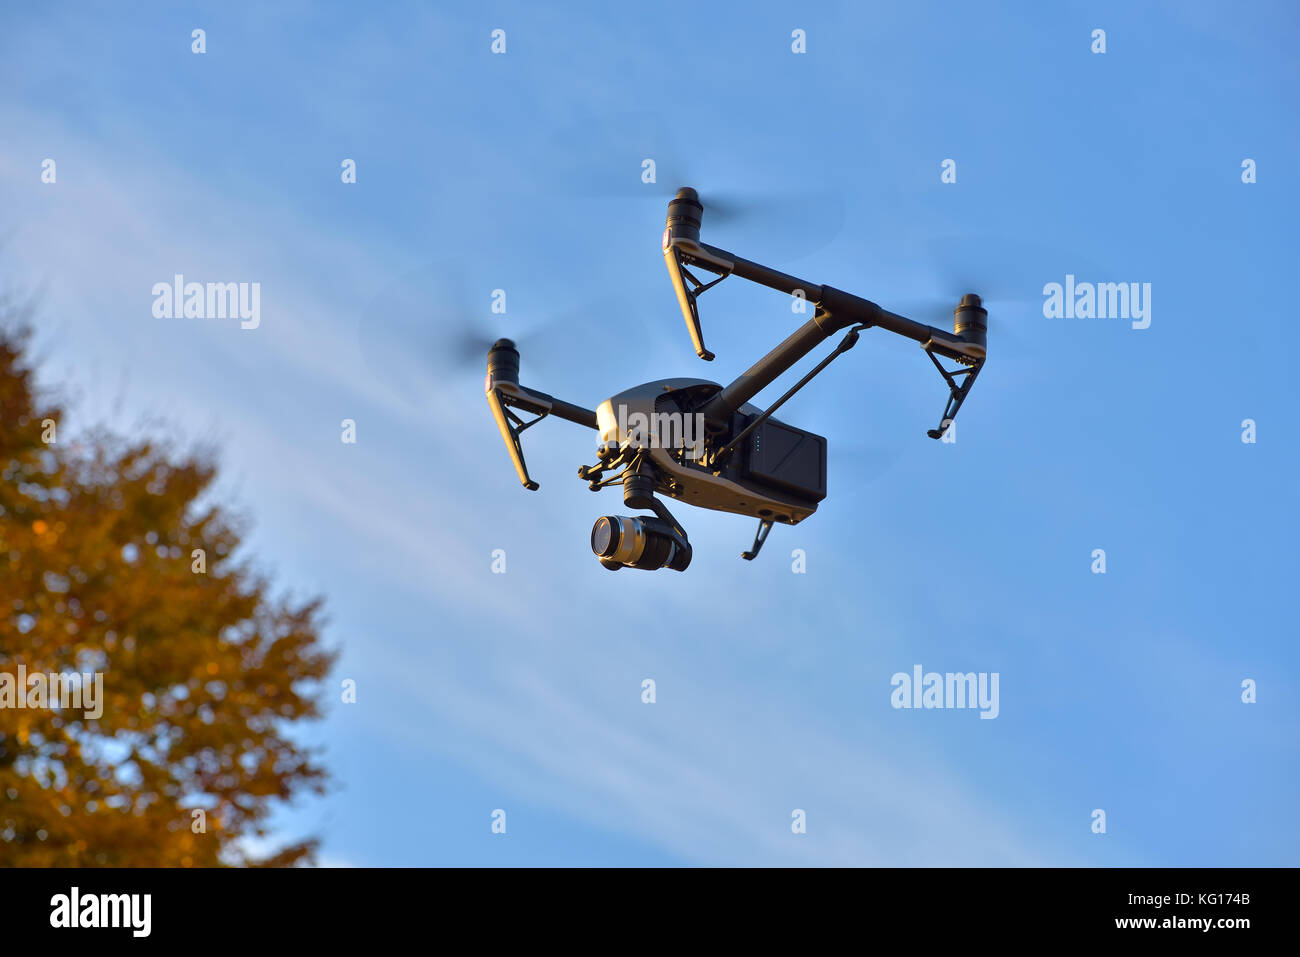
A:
[741,519,774,561]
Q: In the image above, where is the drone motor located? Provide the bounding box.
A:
[952,294,987,359]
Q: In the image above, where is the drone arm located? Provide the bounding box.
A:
[712,322,867,462]
[675,235,985,437]
[696,241,972,353]
[671,230,974,352]
[486,378,597,491]
[691,269,986,442]
[664,188,982,358]
[531,389,599,430]
[695,280,928,425]
[487,380,597,429]
[699,313,834,426]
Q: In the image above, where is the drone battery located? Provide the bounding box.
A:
[742,419,827,502]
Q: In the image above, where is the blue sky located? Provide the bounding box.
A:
[2,0,1296,865]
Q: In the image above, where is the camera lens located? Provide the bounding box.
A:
[590,515,691,572]
[591,516,619,557]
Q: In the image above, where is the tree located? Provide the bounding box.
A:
[0,303,335,866]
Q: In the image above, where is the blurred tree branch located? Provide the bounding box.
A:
[0,293,335,867]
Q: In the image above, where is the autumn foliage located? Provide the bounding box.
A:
[0,309,334,866]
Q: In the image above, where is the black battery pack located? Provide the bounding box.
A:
[742,418,827,502]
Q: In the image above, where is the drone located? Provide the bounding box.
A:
[484,187,987,571]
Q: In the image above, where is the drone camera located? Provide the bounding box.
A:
[590,515,692,572]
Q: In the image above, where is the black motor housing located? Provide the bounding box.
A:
[953,294,987,355]
[486,338,520,387]
[664,187,703,246]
